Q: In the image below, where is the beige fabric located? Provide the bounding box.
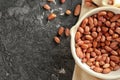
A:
[72,64,100,80]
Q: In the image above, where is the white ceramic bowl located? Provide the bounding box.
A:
[70,6,120,80]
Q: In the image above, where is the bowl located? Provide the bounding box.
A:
[70,6,120,80]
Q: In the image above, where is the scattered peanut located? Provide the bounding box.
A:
[58,27,65,36]
[65,28,70,37]
[48,0,54,2]
[74,4,81,16]
[43,4,51,10]
[48,13,56,20]
[65,10,71,15]
[54,36,60,44]
[60,0,66,4]
[85,1,93,7]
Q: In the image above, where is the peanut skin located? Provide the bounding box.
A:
[76,47,84,58]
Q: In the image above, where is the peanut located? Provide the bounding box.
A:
[85,35,93,41]
[101,35,106,42]
[93,67,103,73]
[89,58,95,62]
[111,50,118,55]
[48,0,54,2]
[103,64,110,68]
[82,58,87,63]
[94,49,101,55]
[101,42,105,47]
[87,48,93,53]
[76,47,84,58]
[111,14,120,22]
[110,61,116,67]
[81,18,88,28]
[48,13,56,20]
[110,22,116,28]
[113,65,120,71]
[78,27,84,33]
[88,17,93,26]
[92,32,97,38]
[60,0,66,4]
[112,34,119,39]
[85,1,93,7]
[77,40,84,46]
[103,68,111,74]
[102,56,107,61]
[54,36,60,44]
[102,27,108,33]
[106,57,110,63]
[75,32,81,42]
[105,46,112,52]
[106,36,112,41]
[58,27,64,36]
[98,21,102,26]
[106,21,111,27]
[101,49,107,54]
[115,27,120,34]
[43,4,51,10]
[93,41,97,48]
[110,56,119,63]
[105,41,110,46]
[91,52,96,58]
[97,27,101,32]
[85,0,92,2]
[65,10,71,15]
[108,0,114,5]
[93,18,98,26]
[81,44,89,49]
[116,38,120,42]
[87,61,93,66]
[90,66,95,70]
[95,61,100,67]
[92,27,96,32]
[107,11,114,18]
[109,29,114,35]
[65,28,70,37]
[99,61,105,66]
[74,4,81,16]
[85,26,90,33]
[96,56,102,61]
[98,11,107,16]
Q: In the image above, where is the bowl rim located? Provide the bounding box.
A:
[70,6,120,80]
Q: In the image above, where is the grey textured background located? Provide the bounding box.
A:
[0,0,81,80]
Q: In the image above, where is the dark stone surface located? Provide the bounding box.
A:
[0,0,82,80]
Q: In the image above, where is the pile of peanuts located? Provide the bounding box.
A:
[75,10,120,74]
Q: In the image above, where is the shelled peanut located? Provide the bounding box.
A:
[60,0,66,4]
[85,0,95,7]
[108,0,114,5]
[48,0,54,2]
[43,4,51,10]
[75,10,120,74]
[74,4,81,16]
[54,27,70,44]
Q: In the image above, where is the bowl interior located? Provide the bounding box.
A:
[70,6,120,80]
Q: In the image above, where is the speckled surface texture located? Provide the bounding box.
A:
[0,0,82,80]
